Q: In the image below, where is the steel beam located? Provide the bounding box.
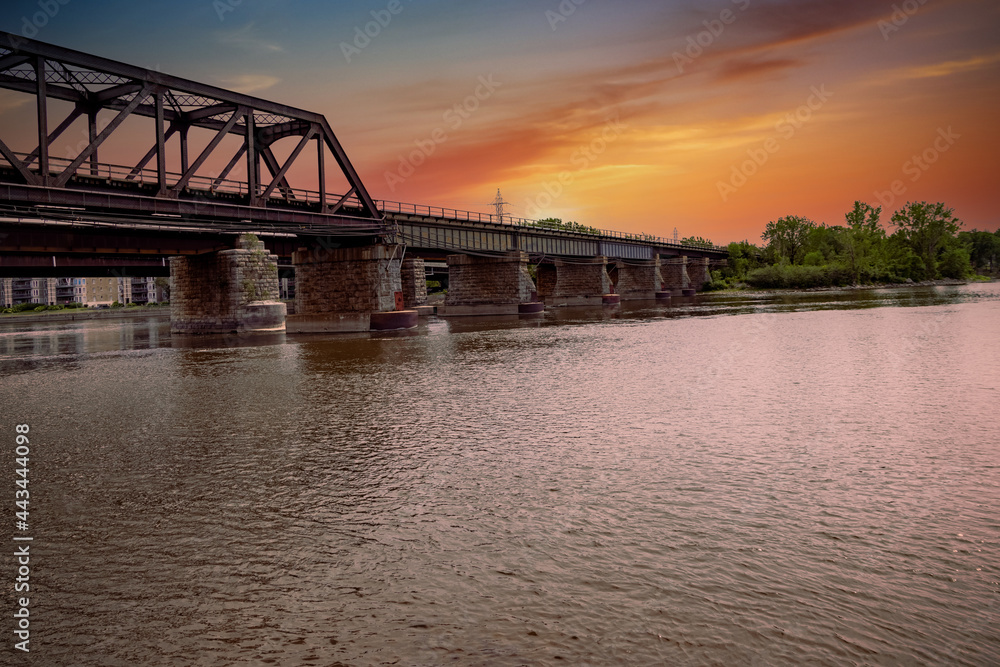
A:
[0,30,384,223]
[34,56,48,185]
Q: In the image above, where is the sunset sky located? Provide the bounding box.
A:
[1,0,998,244]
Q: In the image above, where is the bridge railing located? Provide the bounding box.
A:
[1,151,338,206]
[0,151,724,251]
[374,198,727,252]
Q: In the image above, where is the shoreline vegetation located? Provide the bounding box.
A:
[0,303,171,324]
[702,201,999,291]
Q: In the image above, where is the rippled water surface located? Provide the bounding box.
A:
[2,284,999,666]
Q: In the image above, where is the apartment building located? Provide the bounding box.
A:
[1,276,166,307]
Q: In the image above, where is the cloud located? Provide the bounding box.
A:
[220,74,280,94]
[0,91,30,114]
[898,52,1000,79]
[715,57,803,82]
[215,23,284,53]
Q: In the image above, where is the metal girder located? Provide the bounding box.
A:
[170,108,243,195]
[0,29,382,223]
[24,106,84,165]
[52,84,153,188]
[260,128,315,200]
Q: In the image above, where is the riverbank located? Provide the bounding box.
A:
[710,277,987,295]
[0,306,171,325]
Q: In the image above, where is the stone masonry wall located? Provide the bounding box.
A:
[535,264,557,299]
[445,251,536,306]
[293,244,401,314]
[400,258,428,308]
[554,257,611,297]
[686,257,711,290]
[616,258,662,298]
[170,234,280,333]
[661,256,690,291]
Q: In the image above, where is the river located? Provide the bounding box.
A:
[2,283,998,665]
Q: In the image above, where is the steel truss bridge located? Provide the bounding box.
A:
[0,31,725,277]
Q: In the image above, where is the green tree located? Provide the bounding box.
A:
[725,240,764,281]
[841,201,885,283]
[682,236,714,248]
[890,202,963,279]
[761,216,816,264]
[154,276,171,300]
[959,230,1000,275]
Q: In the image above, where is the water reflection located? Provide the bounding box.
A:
[0,283,997,665]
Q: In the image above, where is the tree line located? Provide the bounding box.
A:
[707,201,999,290]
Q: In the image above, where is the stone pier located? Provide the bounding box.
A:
[169,234,285,334]
[615,257,663,301]
[400,258,428,308]
[546,256,613,306]
[535,263,557,301]
[686,257,711,291]
[439,251,540,316]
[661,256,691,295]
[287,244,416,332]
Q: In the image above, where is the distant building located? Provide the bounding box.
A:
[0,276,167,307]
[0,278,57,306]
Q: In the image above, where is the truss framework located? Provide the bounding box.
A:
[0,30,381,225]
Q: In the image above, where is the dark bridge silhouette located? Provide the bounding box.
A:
[0,30,725,270]
[1,32,725,334]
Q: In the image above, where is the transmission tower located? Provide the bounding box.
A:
[490,188,511,223]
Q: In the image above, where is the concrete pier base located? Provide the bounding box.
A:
[545,256,612,307]
[400,258,428,308]
[662,256,690,294]
[687,257,711,292]
[546,295,605,307]
[616,257,663,301]
[371,310,419,330]
[169,234,285,334]
[440,251,537,316]
[286,312,372,333]
[290,244,415,333]
[438,303,522,317]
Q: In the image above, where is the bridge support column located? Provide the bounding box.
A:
[546,256,613,306]
[535,263,557,301]
[287,244,416,332]
[661,256,692,296]
[400,258,427,308]
[169,234,285,334]
[686,257,711,291]
[439,251,541,316]
[615,256,664,301]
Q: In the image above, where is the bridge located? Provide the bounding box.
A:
[0,30,726,333]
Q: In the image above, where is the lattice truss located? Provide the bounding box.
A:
[0,31,379,219]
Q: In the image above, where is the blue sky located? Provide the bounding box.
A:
[2,0,997,241]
